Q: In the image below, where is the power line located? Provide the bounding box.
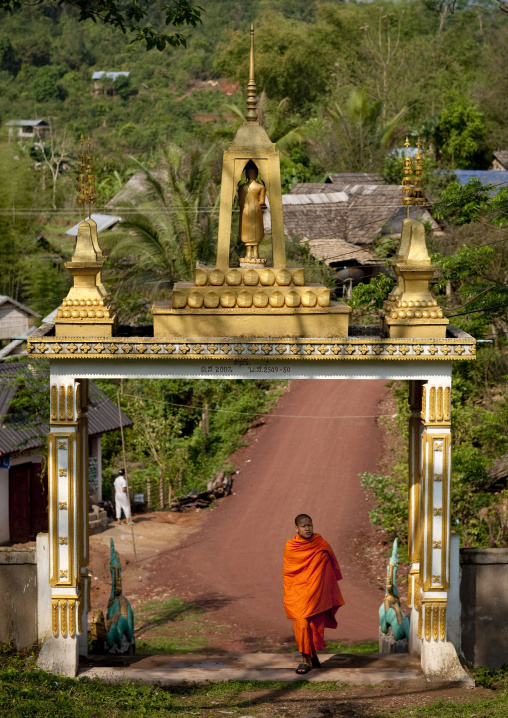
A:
[118,391,395,420]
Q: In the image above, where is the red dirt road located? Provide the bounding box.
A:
[148,379,387,647]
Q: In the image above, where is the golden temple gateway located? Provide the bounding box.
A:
[28,27,475,686]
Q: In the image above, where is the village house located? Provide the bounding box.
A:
[0,360,131,544]
[262,174,441,295]
[0,296,41,359]
[5,119,49,142]
[92,71,130,98]
[491,151,508,171]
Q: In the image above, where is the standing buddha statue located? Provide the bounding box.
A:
[238,160,266,263]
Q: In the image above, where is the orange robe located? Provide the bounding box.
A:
[283,533,344,655]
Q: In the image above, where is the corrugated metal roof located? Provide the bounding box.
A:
[0,362,131,456]
[282,192,347,205]
[0,327,37,360]
[65,214,121,237]
[447,170,508,191]
[5,120,49,127]
[92,71,130,80]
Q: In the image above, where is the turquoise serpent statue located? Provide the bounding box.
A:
[106,538,135,653]
[379,538,410,641]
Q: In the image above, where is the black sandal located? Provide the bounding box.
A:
[311,655,321,669]
[295,662,312,675]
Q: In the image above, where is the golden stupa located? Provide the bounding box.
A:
[54,136,118,337]
[379,138,448,339]
[152,26,351,339]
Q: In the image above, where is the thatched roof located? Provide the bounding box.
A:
[265,184,439,248]
[326,172,383,185]
[304,238,378,266]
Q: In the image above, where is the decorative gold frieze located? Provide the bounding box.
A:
[28,334,477,360]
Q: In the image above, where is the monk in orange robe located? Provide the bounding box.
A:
[283,514,345,674]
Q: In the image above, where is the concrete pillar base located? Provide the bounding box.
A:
[421,641,473,685]
[36,534,52,644]
[37,636,79,677]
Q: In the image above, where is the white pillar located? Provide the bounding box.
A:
[37,376,89,677]
[418,372,471,682]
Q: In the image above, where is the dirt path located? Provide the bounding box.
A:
[120,379,389,649]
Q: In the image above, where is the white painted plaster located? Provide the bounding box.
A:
[36,533,52,643]
[447,533,461,655]
[51,359,454,382]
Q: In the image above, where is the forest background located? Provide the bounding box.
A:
[0,0,507,548]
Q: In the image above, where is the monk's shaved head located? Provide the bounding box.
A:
[295,513,312,526]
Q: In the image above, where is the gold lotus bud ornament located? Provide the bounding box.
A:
[412,138,426,218]
[401,137,414,218]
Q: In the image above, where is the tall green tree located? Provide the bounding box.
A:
[0,1,202,50]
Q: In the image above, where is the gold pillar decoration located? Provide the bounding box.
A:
[152,26,351,339]
[55,136,117,338]
[418,373,452,645]
[47,377,90,648]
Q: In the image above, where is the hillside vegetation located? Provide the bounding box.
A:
[0,0,507,545]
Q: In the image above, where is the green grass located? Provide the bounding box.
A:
[384,694,508,717]
[3,646,508,718]
[134,597,227,655]
[323,640,379,654]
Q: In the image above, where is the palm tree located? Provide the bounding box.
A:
[326,89,406,172]
[103,145,219,299]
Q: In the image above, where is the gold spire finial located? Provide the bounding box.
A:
[246,24,258,123]
[412,137,425,219]
[76,134,97,221]
[401,136,413,219]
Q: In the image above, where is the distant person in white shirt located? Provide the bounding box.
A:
[113,469,132,525]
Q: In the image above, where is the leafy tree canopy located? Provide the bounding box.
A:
[0,0,203,50]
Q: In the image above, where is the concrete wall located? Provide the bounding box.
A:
[460,548,508,670]
[0,467,9,544]
[0,547,37,650]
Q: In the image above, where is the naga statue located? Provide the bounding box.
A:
[379,538,410,642]
[90,538,135,654]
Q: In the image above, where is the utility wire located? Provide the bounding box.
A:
[118,391,396,420]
